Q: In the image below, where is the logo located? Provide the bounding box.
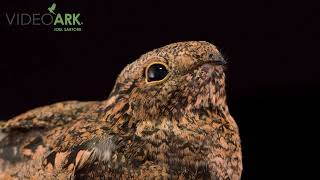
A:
[48,3,57,15]
[3,2,84,32]
[48,3,83,32]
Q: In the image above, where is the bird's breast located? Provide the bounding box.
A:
[125,116,215,173]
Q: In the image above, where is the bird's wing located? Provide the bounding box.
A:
[40,99,131,179]
[38,119,115,179]
[0,101,98,177]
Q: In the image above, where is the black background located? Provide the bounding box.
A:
[0,0,319,179]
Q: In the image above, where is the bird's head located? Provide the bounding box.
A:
[109,41,228,120]
[101,41,241,179]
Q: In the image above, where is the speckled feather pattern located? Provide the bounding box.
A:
[0,41,242,179]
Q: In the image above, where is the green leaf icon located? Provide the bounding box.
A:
[48,3,56,14]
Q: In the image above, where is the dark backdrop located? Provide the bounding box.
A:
[1,0,319,179]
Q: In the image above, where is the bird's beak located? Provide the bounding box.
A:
[213,58,227,65]
[208,54,227,65]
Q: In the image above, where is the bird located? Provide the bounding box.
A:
[0,41,242,179]
[48,3,56,15]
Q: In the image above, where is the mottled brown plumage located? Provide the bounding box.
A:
[0,41,242,179]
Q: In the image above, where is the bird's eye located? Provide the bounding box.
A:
[146,63,169,83]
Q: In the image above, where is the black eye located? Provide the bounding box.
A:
[146,63,169,82]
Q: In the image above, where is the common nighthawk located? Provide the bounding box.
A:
[0,41,242,179]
